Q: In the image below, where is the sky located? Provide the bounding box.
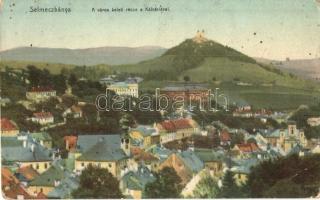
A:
[0,0,320,60]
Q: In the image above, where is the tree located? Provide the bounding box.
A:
[193,176,220,198]
[144,167,182,198]
[72,164,123,199]
[183,75,191,82]
[218,170,241,198]
[68,73,78,86]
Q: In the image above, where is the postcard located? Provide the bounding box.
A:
[1,0,320,199]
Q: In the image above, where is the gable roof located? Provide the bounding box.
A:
[1,137,52,162]
[236,143,260,153]
[76,134,120,153]
[77,139,128,161]
[1,118,18,132]
[2,167,32,199]
[177,150,204,173]
[29,164,65,187]
[158,119,193,132]
[16,166,39,181]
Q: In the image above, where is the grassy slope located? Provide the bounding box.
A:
[0,60,76,74]
[180,57,318,89]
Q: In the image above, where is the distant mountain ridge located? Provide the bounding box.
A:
[255,57,320,81]
[0,46,167,65]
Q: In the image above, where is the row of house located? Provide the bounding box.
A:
[128,118,200,150]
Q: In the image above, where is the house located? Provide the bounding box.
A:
[232,110,253,118]
[307,117,320,127]
[220,130,231,146]
[47,173,79,199]
[231,158,259,186]
[158,150,204,184]
[31,112,54,125]
[231,143,260,159]
[156,118,199,144]
[15,165,39,186]
[62,105,83,119]
[28,160,77,196]
[26,86,56,102]
[31,132,53,149]
[120,165,156,199]
[266,121,308,154]
[2,167,32,199]
[1,118,19,137]
[74,134,131,178]
[193,148,224,177]
[64,135,78,152]
[1,136,52,174]
[129,125,159,149]
[107,81,139,98]
[160,83,209,102]
[131,148,159,171]
[99,76,115,86]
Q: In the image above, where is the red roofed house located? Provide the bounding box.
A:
[156,118,199,143]
[2,167,32,199]
[232,143,260,159]
[64,135,78,152]
[31,112,54,125]
[220,130,231,146]
[1,118,19,137]
[26,86,56,102]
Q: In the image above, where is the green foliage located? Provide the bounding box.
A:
[193,176,220,198]
[290,104,320,128]
[247,154,320,198]
[183,75,191,82]
[27,65,67,94]
[305,126,320,139]
[144,167,182,198]
[218,170,243,198]
[72,164,123,199]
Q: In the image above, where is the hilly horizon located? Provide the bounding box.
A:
[255,57,320,82]
[1,33,319,109]
[0,46,167,65]
[110,34,319,91]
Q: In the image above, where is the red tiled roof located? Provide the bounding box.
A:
[159,119,193,132]
[2,167,19,187]
[17,166,39,181]
[33,112,53,119]
[236,143,260,153]
[220,130,231,142]
[1,118,18,132]
[64,136,78,151]
[2,167,32,199]
[29,86,55,92]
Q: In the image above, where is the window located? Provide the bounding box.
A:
[108,163,112,168]
[44,163,48,169]
[81,163,84,167]
[36,164,39,170]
